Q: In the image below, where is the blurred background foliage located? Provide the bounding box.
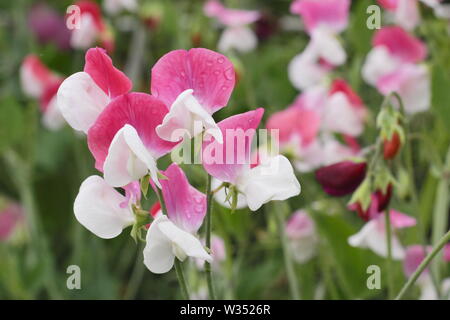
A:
[0,0,449,299]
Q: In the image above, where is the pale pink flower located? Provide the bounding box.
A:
[348,210,416,259]
[378,0,421,31]
[58,47,132,133]
[203,109,301,211]
[204,0,260,53]
[151,48,235,144]
[285,210,318,263]
[0,202,24,242]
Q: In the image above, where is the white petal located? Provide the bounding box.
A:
[156,89,223,143]
[42,96,66,131]
[143,216,176,274]
[143,216,212,274]
[237,155,301,211]
[104,124,160,188]
[395,0,421,31]
[70,14,99,49]
[362,47,400,86]
[57,72,109,133]
[348,219,405,260]
[288,45,329,90]
[321,92,363,136]
[311,27,346,66]
[73,175,134,239]
[218,26,258,53]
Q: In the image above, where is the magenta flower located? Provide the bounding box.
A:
[151,48,235,144]
[0,202,24,242]
[202,109,301,211]
[58,47,132,133]
[315,161,367,196]
[348,184,393,221]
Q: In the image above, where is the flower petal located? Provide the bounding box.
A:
[151,48,235,114]
[73,175,134,239]
[237,155,301,211]
[202,108,264,184]
[84,47,132,99]
[57,71,109,133]
[88,92,178,171]
[20,55,60,98]
[218,26,258,53]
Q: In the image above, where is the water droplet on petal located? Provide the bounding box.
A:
[224,67,234,80]
[221,85,228,91]
[217,57,225,64]
[206,60,213,67]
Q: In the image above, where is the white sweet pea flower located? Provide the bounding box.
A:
[218,26,258,53]
[156,89,223,144]
[74,175,135,239]
[104,124,160,188]
[143,215,212,274]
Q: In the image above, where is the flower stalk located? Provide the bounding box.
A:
[205,173,217,300]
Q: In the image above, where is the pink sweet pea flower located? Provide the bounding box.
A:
[57,47,132,133]
[290,0,350,34]
[87,93,178,187]
[202,109,301,211]
[70,1,111,50]
[0,202,24,242]
[285,210,318,263]
[204,0,260,53]
[74,175,135,239]
[20,55,66,130]
[151,48,235,144]
[348,210,416,259]
[362,26,427,86]
[378,0,421,31]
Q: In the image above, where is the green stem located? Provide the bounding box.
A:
[155,186,190,300]
[396,229,450,300]
[384,207,394,299]
[274,203,301,300]
[205,174,217,300]
[174,259,190,300]
[123,243,146,300]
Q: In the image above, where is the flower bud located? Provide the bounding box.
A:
[383,131,402,160]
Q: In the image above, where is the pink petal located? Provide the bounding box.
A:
[87,93,178,171]
[75,0,105,32]
[40,78,64,113]
[266,106,320,147]
[20,54,60,98]
[84,47,132,98]
[389,210,417,229]
[373,26,427,63]
[151,48,235,114]
[444,244,450,262]
[285,210,315,239]
[202,108,264,184]
[377,0,399,10]
[204,0,225,17]
[204,0,260,26]
[290,0,350,34]
[159,163,206,234]
[403,245,431,277]
[0,203,24,242]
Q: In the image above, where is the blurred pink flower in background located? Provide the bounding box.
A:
[196,234,226,270]
[348,210,416,259]
[103,0,137,16]
[378,0,421,30]
[204,0,260,53]
[285,210,318,263]
[0,202,24,242]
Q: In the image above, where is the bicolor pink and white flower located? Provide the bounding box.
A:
[203,109,301,211]
[57,47,132,133]
[288,0,350,90]
[20,55,66,130]
[285,210,318,263]
[87,93,177,187]
[204,0,260,53]
[144,164,211,274]
[151,48,235,144]
[378,0,421,31]
[70,1,113,51]
[348,210,416,259]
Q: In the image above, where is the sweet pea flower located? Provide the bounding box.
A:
[103,0,137,15]
[143,164,211,274]
[74,175,136,239]
[348,210,416,259]
[315,160,367,196]
[349,184,393,221]
[378,0,421,31]
[151,48,235,144]
[362,26,427,86]
[20,55,66,130]
[0,201,24,242]
[87,93,178,187]
[58,47,132,133]
[403,245,450,299]
[204,0,261,53]
[70,1,113,51]
[285,210,318,263]
[202,109,301,211]
[321,79,367,137]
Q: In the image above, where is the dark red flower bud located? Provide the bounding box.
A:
[349,184,393,221]
[315,161,367,196]
[383,132,401,160]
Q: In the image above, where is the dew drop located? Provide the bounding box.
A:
[221,85,228,91]
[214,69,220,75]
[206,60,213,67]
[224,67,234,80]
[217,57,225,64]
